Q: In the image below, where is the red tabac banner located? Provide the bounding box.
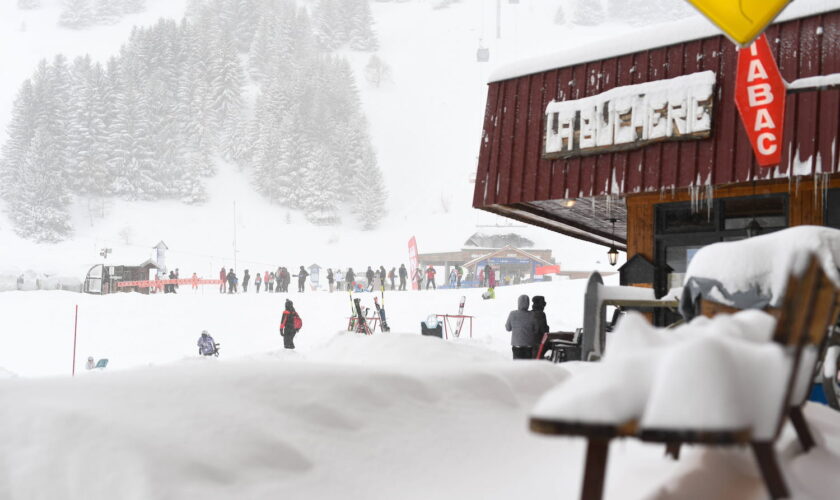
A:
[408,236,419,291]
[734,34,786,167]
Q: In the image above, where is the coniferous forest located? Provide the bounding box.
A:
[1,0,385,242]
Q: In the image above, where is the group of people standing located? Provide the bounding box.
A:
[217,266,310,294]
[325,264,410,292]
[505,294,550,360]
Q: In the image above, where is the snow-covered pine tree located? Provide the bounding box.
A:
[17,0,42,9]
[348,0,379,51]
[59,0,94,29]
[572,0,604,26]
[210,32,245,156]
[93,0,122,25]
[121,0,146,14]
[6,129,73,242]
[67,55,109,195]
[0,80,37,200]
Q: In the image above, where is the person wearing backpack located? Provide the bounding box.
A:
[280,299,302,349]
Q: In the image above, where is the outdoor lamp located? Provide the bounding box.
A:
[607,218,619,266]
[607,245,619,266]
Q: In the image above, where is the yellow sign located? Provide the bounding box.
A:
[686,0,793,46]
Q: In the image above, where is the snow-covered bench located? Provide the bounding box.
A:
[528,255,840,500]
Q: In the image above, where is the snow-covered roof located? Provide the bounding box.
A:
[489,0,840,83]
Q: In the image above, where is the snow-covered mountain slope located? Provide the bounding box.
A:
[0,0,699,277]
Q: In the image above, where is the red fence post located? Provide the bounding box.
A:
[72,304,78,377]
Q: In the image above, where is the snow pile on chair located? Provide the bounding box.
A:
[531,309,788,438]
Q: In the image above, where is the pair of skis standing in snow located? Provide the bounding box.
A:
[348,287,391,335]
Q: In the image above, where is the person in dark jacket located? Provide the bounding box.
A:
[327,268,335,292]
[388,267,396,291]
[505,294,539,359]
[531,295,550,344]
[268,272,275,292]
[346,268,356,290]
[226,269,235,293]
[275,267,282,293]
[280,299,301,349]
[365,267,375,288]
[255,271,262,293]
[398,264,408,291]
[167,270,176,293]
[378,266,387,288]
[297,266,309,292]
[242,270,251,293]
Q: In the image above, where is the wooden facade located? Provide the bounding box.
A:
[473,9,840,248]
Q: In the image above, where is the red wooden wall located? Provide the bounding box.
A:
[473,10,840,209]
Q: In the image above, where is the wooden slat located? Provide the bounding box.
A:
[818,12,840,174]
[624,51,648,193]
[695,36,722,186]
[507,75,531,204]
[578,61,602,197]
[536,69,559,201]
[550,67,575,199]
[660,43,685,189]
[714,40,738,185]
[472,82,500,208]
[794,16,823,177]
[778,19,802,179]
[643,48,667,191]
[494,78,519,204]
[522,71,545,202]
[481,81,506,206]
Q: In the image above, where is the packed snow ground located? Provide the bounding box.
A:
[3,280,840,499]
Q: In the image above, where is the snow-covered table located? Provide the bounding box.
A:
[680,226,840,320]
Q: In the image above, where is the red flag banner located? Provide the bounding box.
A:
[408,236,420,291]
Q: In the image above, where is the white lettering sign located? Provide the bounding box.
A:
[543,71,716,159]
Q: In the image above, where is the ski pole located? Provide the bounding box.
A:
[72,304,78,377]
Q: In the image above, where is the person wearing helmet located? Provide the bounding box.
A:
[198,330,218,356]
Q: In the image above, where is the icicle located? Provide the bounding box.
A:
[606,195,612,219]
[591,197,596,218]
[814,171,819,208]
[795,175,800,197]
[705,184,714,220]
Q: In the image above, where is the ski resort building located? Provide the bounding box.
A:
[473,5,840,303]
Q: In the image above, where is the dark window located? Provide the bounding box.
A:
[652,193,789,325]
[827,189,840,229]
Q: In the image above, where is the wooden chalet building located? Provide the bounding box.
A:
[473,4,840,301]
